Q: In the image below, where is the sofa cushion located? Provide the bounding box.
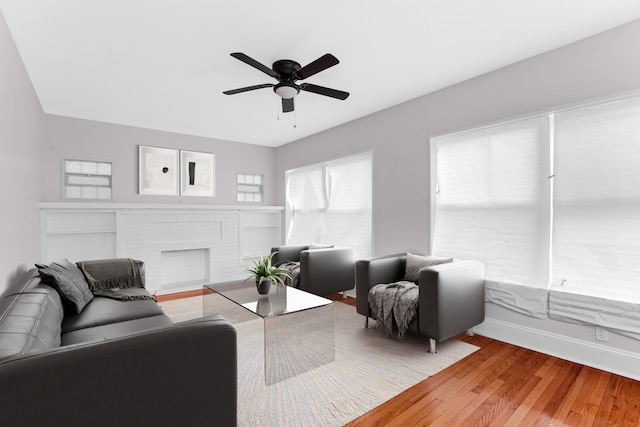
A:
[62,295,164,333]
[37,260,94,314]
[0,287,64,361]
[61,314,174,345]
[404,253,453,282]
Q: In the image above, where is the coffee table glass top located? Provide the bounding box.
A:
[205,281,332,318]
[204,280,336,385]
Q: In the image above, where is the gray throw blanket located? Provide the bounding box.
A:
[76,258,153,301]
[77,258,145,291]
[92,287,154,301]
[368,281,419,338]
[279,261,301,288]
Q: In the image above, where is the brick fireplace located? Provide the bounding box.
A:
[40,203,282,295]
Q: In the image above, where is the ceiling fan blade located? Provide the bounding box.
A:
[282,98,294,113]
[230,52,279,79]
[295,53,339,80]
[223,83,273,95]
[300,83,349,100]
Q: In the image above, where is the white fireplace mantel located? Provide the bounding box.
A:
[40,202,283,294]
[40,202,284,211]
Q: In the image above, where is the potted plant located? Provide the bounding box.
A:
[245,252,291,295]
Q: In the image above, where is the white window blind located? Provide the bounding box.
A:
[237,173,263,202]
[63,159,112,200]
[552,97,640,304]
[432,117,551,299]
[285,153,372,259]
[432,94,640,334]
[286,164,327,244]
[324,154,372,258]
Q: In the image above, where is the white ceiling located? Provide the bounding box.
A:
[2,1,640,147]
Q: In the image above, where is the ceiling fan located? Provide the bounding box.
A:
[223,52,349,113]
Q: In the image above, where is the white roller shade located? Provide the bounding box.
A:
[285,164,327,244]
[552,97,640,304]
[285,153,373,259]
[324,154,372,259]
[432,117,551,290]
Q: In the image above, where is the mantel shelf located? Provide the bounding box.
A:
[40,202,284,211]
[45,230,116,236]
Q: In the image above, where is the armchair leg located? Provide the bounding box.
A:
[364,316,369,329]
[428,338,436,354]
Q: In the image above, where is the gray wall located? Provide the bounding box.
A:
[275,19,640,257]
[0,11,46,293]
[43,115,277,205]
[3,3,640,371]
[274,19,640,372]
[0,8,277,295]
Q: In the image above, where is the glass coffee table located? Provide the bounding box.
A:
[203,281,335,385]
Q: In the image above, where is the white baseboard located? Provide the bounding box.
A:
[154,283,204,296]
[473,317,640,381]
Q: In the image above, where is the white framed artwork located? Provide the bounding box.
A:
[180,150,215,197]
[138,145,179,195]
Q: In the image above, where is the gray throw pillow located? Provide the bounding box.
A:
[37,259,94,314]
[404,253,453,283]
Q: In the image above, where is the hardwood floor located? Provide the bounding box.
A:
[323,294,640,427]
[160,291,639,426]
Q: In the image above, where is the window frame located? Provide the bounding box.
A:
[62,158,113,200]
[236,172,264,203]
[429,91,640,334]
[284,152,373,259]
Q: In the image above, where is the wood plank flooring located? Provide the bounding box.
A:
[161,291,640,426]
[323,294,640,427]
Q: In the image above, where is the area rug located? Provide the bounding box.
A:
[159,295,479,426]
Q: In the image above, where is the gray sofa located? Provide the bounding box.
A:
[271,244,355,295]
[0,262,237,427]
[356,253,485,353]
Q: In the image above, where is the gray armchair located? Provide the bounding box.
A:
[356,253,485,353]
[271,244,355,295]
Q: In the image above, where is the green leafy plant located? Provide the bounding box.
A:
[244,252,291,286]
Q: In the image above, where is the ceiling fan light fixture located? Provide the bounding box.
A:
[224,53,349,114]
[274,83,299,99]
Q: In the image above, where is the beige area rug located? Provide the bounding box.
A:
[159,295,479,426]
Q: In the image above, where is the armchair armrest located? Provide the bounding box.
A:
[300,246,355,295]
[418,260,485,342]
[355,253,407,316]
[0,316,237,427]
[270,244,309,265]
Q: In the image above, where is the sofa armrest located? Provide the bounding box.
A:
[418,260,485,342]
[300,247,355,295]
[355,253,407,316]
[0,315,237,427]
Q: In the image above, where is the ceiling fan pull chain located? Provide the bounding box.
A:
[294,109,297,128]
